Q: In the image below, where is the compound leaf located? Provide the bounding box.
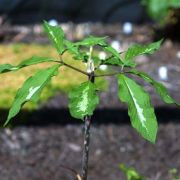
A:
[43,20,65,54]
[117,74,158,143]
[128,69,179,106]
[68,81,99,120]
[4,65,60,126]
[0,56,56,74]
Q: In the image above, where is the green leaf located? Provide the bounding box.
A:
[0,64,14,73]
[128,69,179,106]
[43,20,65,54]
[103,45,121,59]
[119,164,145,180]
[64,40,79,56]
[101,44,125,66]
[117,74,158,143]
[124,40,163,65]
[64,40,88,61]
[0,56,56,74]
[103,56,123,66]
[143,0,169,21]
[143,0,180,22]
[4,65,60,126]
[103,56,136,67]
[68,81,99,120]
[75,36,107,46]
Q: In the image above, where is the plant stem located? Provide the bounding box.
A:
[81,73,94,180]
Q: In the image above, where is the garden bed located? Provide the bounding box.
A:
[0,122,180,180]
[0,23,179,180]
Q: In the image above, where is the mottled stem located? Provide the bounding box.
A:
[81,73,94,180]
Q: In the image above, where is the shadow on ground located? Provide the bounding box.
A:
[0,107,179,126]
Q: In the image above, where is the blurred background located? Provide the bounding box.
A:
[0,0,179,179]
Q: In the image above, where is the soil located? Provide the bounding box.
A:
[0,123,180,180]
[0,23,179,180]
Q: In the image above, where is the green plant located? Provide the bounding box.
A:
[169,168,180,180]
[143,0,180,25]
[0,21,179,180]
[119,164,145,180]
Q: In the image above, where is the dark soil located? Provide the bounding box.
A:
[0,123,180,180]
[0,23,179,180]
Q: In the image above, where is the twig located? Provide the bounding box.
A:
[95,71,123,77]
[59,165,82,180]
[54,60,89,76]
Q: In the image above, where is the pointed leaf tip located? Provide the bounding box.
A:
[124,39,163,67]
[0,56,56,74]
[3,65,60,127]
[129,69,179,106]
[117,74,158,143]
[43,20,65,54]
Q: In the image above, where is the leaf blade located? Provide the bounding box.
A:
[68,81,99,120]
[0,56,56,74]
[74,36,107,46]
[128,69,179,106]
[4,65,60,126]
[124,40,163,66]
[43,20,65,54]
[117,74,158,143]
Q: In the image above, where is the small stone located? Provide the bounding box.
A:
[120,147,126,152]
[111,40,121,52]
[6,140,20,151]
[20,131,31,143]
[158,66,168,80]
[48,19,58,26]
[164,39,173,48]
[5,128,12,136]
[99,65,108,71]
[68,143,81,152]
[95,149,102,156]
[176,51,180,59]
[98,51,107,60]
[123,22,133,35]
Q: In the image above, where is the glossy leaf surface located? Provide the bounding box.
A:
[43,21,64,54]
[0,56,56,74]
[124,40,162,65]
[103,56,122,66]
[75,36,107,46]
[4,65,60,126]
[68,81,99,120]
[129,69,179,106]
[117,74,158,143]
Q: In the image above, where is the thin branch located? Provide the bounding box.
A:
[95,71,124,77]
[59,165,82,180]
[94,51,125,71]
[54,60,89,76]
